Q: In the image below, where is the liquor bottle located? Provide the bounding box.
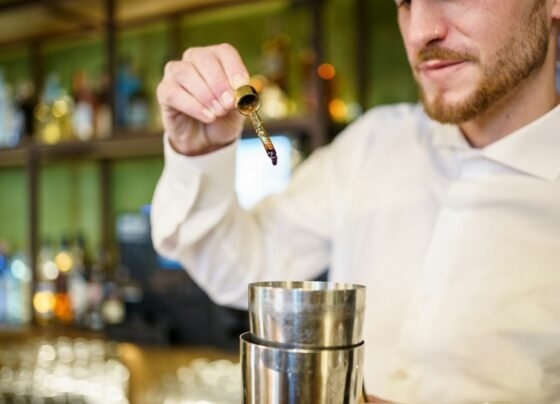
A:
[299,48,318,115]
[68,235,89,326]
[260,31,291,92]
[116,59,141,129]
[14,81,35,142]
[86,248,109,330]
[0,70,7,148]
[53,273,73,325]
[102,283,125,326]
[34,73,74,144]
[71,70,95,141]
[0,70,23,148]
[95,72,113,139]
[6,253,32,325]
[54,237,73,274]
[258,31,293,119]
[0,244,8,324]
[128,86,149,129]
[53,238,74,325]
[34,240,58,325]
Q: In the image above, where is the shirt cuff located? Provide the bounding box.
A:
[163,133,238,207]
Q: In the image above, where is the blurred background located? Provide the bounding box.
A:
[0,0,557,402]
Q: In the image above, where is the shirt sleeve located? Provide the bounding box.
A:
[151,133,339,309]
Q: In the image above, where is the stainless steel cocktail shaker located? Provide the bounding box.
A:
[241,281,366,404]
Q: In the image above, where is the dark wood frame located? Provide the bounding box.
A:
[0,0,369,324]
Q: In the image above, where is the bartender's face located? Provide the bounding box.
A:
[397,0,551,124]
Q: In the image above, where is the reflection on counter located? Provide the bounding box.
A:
[146,358,240,404]
[0,334,241,403]
[0,337,128,403]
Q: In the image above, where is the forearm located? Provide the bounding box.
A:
[151,135,331,308]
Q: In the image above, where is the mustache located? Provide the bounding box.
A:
[417,46,478,65]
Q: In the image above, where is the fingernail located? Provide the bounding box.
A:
[221,91,234,108]
[211,100,225,115]
[202,108,215,121]
[232,74,249,89]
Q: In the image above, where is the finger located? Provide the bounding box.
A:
[170,60,228,117]
[157,79,215,124]
[209,43,250,90]
[183,47,238,110]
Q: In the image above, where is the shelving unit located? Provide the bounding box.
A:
[0,0,352,316]
[0,116,316,168]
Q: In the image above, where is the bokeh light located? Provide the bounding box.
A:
[317,63,336,80]
[33,291,56,314]
[10,259,30,281]
[328,99,348,122]
[52,100,68,118]
[54,251,73,273]
[42,261,59,280]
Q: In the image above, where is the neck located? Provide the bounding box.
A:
[459,41,559,149]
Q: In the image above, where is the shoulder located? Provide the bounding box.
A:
[359,102,430,137]
[315,103,439,181]
[331,103,434,152]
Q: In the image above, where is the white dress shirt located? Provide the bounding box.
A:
[151,103,560,404]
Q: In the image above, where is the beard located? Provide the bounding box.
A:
[418,1,550,124]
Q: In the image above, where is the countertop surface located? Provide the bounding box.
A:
[0,325,240,404]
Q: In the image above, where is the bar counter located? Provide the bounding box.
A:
[0,325,240,404]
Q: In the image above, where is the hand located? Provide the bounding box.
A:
[157,43,250,156]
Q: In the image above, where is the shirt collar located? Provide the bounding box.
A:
[431,104,560,181]
[482,104,560,181]
[431,122,471,150]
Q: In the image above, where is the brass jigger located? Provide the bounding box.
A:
[235,85,278,166]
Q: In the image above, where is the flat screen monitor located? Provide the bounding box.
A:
[235,135,295,209]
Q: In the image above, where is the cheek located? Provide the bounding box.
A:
[451,2,522,55]
[397,15,409,46]
[398,21,416,65]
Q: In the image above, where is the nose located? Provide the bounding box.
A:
[404,1,449,50]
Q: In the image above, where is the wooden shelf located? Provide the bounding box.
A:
[0,134,163,167]
[0,145,27,168]
[0,116,315,168]
[0,0,329,297]
[0,0,281,48]
[37,133,164,163]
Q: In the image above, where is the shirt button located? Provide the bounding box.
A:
[391,368,409,381]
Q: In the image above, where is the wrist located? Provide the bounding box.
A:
[168,134,230,156]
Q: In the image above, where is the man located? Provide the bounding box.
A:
[151,0,560,402]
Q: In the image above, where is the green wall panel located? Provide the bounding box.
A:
[0,169,27,252]
[39,162,101,253]
[181,1,312,113]
[368,0,418,107]
[110,157,164,216]
[42,35,105,94]
[0,48,30,87]
[0,0,419,259]
[117,22,170,130]
[324,0,357,105]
